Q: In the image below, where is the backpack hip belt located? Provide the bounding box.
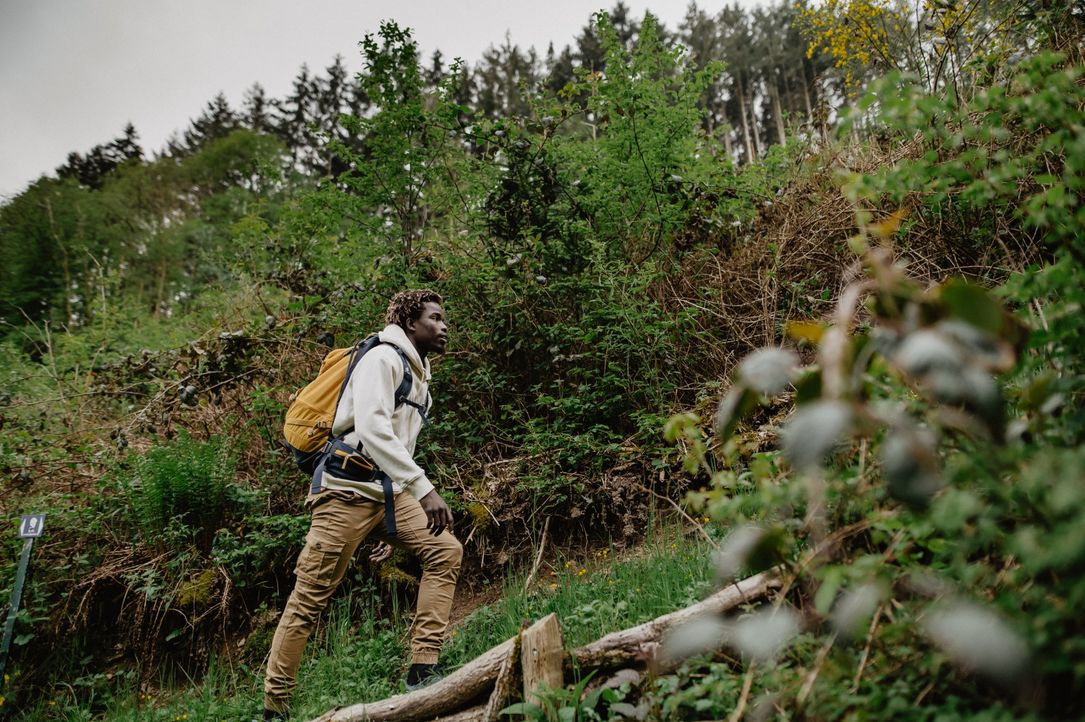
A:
[311,439,399,538]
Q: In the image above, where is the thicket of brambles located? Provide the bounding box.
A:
[0,0,1083,718]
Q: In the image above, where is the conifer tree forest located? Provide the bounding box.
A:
[1,1,1084,719]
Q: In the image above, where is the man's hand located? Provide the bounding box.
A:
[369,542,393,564]
[419,490,454,536]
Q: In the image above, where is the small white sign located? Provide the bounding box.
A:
[18,515,45,539]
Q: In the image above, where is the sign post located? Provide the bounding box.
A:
[0,514,45,682]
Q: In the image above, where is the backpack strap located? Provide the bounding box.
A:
[389,344,430,427]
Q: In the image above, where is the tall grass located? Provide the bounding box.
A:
[15,524,713,721]
[444,525,714,667]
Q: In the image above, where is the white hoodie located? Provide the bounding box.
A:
[321,323,435,501]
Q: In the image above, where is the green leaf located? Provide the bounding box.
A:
[1021,371,1058,411]
[501,702,546,718]
[815,566,844,616]
[737,348,798,395]
[789,321,828,347]
[794,367,823,405]
[713,385,759,441]
[781,400,852,471]
[940,279,1005,336]
[830,583,884,640]
[881,425,943,509]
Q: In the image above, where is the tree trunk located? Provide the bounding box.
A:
[749,83,763,159]
[736,76,754,164]
[770,77,786,146]
[800,59,815,129]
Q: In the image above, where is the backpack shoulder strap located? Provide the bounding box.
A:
[387,344,429,427]
[335,335,379,411]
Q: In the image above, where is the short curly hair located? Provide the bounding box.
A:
[385,289,444,329]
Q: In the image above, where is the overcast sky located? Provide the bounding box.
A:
[0,0,765,201]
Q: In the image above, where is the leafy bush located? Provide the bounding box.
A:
[661,240,1084,718]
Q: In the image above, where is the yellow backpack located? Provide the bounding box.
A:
[282,335,420,473]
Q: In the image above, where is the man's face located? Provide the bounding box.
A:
[407,302,448,356]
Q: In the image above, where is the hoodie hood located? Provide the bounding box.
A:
[377,323,431,381]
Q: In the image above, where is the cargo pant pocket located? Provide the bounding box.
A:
[294,537,347,586]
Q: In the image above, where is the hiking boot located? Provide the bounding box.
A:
[405,662,444,691]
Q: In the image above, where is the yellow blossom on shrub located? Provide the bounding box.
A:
[797,0,898,92]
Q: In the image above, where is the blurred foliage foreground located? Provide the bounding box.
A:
[0,5,1083,720]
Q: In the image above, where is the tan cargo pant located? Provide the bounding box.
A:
[263,489,463,714]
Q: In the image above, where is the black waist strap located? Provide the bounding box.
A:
[311,440,397,538]
[377,472,396,537]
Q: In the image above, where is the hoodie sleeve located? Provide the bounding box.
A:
[351,347,435,500]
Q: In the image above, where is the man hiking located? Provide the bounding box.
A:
[263,289,461,721]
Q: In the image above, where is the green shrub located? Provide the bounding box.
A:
[127,432,239,553]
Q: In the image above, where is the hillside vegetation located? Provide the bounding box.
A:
[1,1,1084,719]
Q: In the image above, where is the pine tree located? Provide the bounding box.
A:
[425,50,446,89]
[718,4,758,163]
[276,64,317,167]
[313,55,352,175]
[182,92,239,152]
[609,2,641,51]
[544,42,577,94]
[56,124,143,189]
[241,83,275,134]
[680,3,726,134]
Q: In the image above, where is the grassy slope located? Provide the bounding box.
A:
[12,524,713,720]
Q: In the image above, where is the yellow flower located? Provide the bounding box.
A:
[0,695,5,707]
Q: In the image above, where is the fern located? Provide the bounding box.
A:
[129,431,236,552]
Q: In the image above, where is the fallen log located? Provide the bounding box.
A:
[521,613,564,704]
[481,628,521,722]
[432,704,487,722]
[309,570,780,722]
[310,638,513,722]
[571,570,781,670]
